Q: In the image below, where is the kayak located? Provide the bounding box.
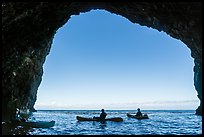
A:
[127,113,149,120]
[76,116,123,122]
[12,120,55,128]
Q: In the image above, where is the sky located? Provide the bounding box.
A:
[34,10,199,110]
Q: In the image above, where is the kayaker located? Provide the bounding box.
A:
[15,108,27,122]
[100,109,107,120]
[93,109,107,121]
[135,108,142,116]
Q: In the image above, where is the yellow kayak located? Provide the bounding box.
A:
[127,113,149,120]
[76,116,123,122]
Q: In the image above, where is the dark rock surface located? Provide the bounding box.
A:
[2,2,202,121]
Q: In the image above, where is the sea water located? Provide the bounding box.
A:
[2,110,202,135]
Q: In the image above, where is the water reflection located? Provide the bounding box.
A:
[99,123,107,129]
[2,122,31,135]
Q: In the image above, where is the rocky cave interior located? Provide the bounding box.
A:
[2,2,202,121]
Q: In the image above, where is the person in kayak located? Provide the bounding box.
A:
[100,109,107,120]
[93,109,107,121]
[15,108,27,122]
[135,108,142,117]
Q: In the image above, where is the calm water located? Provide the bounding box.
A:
[2,110,202,135]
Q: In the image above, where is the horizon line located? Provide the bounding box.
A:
[34,109,196,111]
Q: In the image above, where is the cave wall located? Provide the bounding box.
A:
[2,2,202,121]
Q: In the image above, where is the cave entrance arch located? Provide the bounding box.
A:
[2,2,202,121]
[35,9,198,111]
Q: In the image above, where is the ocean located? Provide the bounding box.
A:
[2,110,202,135]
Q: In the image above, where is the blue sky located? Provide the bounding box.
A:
[34,10,199,110]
